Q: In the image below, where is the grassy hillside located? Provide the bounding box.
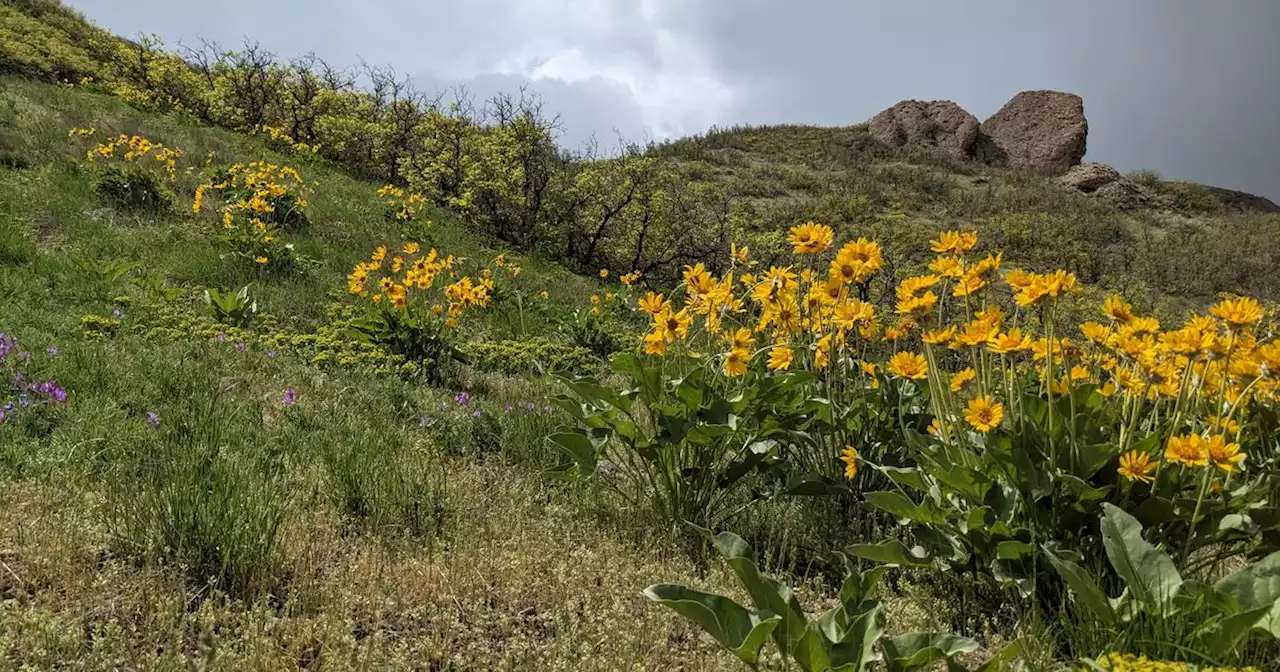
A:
[3,4,1280,671]
[0,77,752,668]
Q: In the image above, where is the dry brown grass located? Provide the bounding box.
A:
[0,456,752,670]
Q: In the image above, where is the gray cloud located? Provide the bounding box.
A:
[68,0,1280,198]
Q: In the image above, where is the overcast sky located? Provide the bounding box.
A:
[67,0,1280,199]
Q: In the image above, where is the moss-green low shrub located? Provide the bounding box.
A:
[461,337,600,376]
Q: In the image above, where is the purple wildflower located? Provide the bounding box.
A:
[146,412,160,429]
[0,333,13,359]
[419,415,429,426]
[18,394,31,408]
[504,402,513,412]
[112,309,124,319]
[216,333,226,342]
[454,391,470,405]
[282,387,297,406]
[526,401,536,411]
[46,345,58,357]
[472,409,482,418]
[0,408,5,423]
[267,350,277,358]
[236,342,246,353]
[32,381,66,403]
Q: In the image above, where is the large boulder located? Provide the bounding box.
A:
[976,90,1088,172]
[1058,162,1120,192]
[869,100,980,158]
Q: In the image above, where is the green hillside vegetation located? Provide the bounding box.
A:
[2,1,1279,670]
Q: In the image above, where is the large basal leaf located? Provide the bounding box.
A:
[547,431,603,473]
[882,632,979,672]
[1214,551,1280,637]
[1043,545,1116,625]
[825,603,885,672]
[875,465,929,493]
[643,584,780,665]
[864,491,946,526]
[710,531,810,656]
[1100,503,1183,613]
[1199,604,1275,659]
[847,541,932,568]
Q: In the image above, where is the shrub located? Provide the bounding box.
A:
[461,337,599,376]
[93,163,172,212]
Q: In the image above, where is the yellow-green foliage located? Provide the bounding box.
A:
[460,337,599,376]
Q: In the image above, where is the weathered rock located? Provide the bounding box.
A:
[977,90,1088,172]
[1093,179,1155,210]
[1058,163,1120,193]
[869,100,980,158]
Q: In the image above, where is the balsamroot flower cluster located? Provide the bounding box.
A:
[194,161,311,267]
[377,184,428,222]
[347,242,493,326]
[81,131,184,181]
[629,223,1280,490]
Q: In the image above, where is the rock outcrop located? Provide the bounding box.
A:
[1057,162,1157,210]
[1058,163,1121,193]
[1203,186,1280,214]
[869,100,980,158]
[976,90,1088,172]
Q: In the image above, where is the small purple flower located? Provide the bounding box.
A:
[471,409,482,418]
[112,309,124,319]
[267,350,277,358]
[32,381,66,403]
[504,402,513,412]
[454,391,470,406]
[282,387,297,406]
[18,394,31,408]
[236,342,246,353]
[146,412,160,429]
[46,345,58,357]
[526,401,536,412]
[216,333,226,342]
[0,408,5,423]
[419,415,429,426]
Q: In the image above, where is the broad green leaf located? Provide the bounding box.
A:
[643,584,780,665]
[826,603,885,672]
[848,541,932,568]
[1200,604,1275,659]
[1043,545,1115,625]
[1215,551,1280,636]
[882,632,979,672]
[864,491,946,526]
[876,465,929,493]
[1101,503,1183,613]
[709,531,810,656]
[977,637,1025,672]
[547,431,601,472]
[997,541,1035,560]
